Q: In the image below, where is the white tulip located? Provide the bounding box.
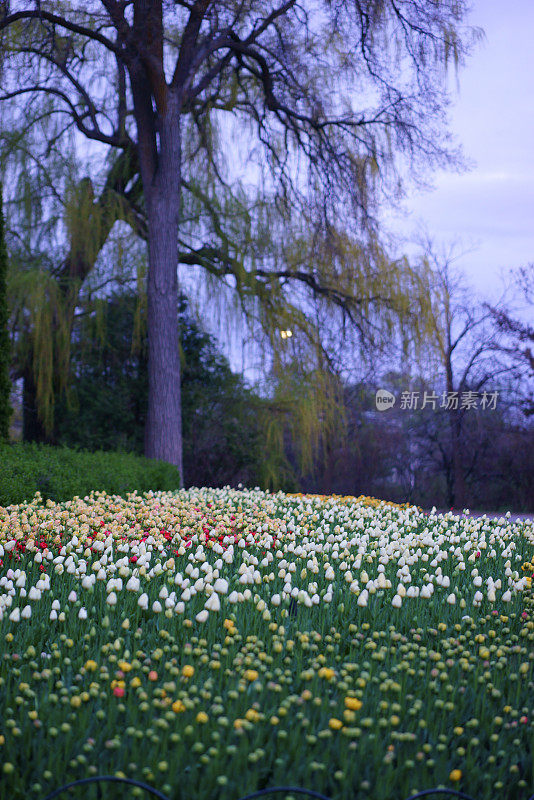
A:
[446,593,456,604]
[9,607,20,622]
[213,578,229,594]
[126,576,140,592]
[357,590,368,607]
[138,593,149,610]
[392,594,402,608]
[205,593,220,612]
[196,609,209,623]
[78,607,88,620]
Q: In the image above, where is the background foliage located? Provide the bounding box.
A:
[0,183,12,440]
[53,293,287,492]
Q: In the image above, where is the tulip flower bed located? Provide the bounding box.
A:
[0,488,533,800]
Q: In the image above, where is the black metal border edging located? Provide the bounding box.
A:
[41,775,170,800]
[41,776,534,800]
[231,787,333,800]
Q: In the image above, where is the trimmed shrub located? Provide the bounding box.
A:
[0,442,181,506]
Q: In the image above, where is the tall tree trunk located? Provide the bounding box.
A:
[144,98,183,480]
[22,363,50,444]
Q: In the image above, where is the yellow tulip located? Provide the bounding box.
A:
[318,667,335,680]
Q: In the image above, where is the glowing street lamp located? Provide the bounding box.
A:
[280,329,293,339]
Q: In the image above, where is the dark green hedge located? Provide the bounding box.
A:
[0,442,181,506]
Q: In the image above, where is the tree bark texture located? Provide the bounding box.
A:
[143,96,183,480]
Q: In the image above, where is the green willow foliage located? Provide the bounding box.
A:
[0,184,12,440]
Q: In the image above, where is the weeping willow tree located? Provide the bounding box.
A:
[1,86,447,486]
[1,101,144,440]
[0,182,12,440]
[0,0,481,479]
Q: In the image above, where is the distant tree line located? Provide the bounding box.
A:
[297,377,533,512]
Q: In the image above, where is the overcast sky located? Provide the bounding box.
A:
[386,0,534,304]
